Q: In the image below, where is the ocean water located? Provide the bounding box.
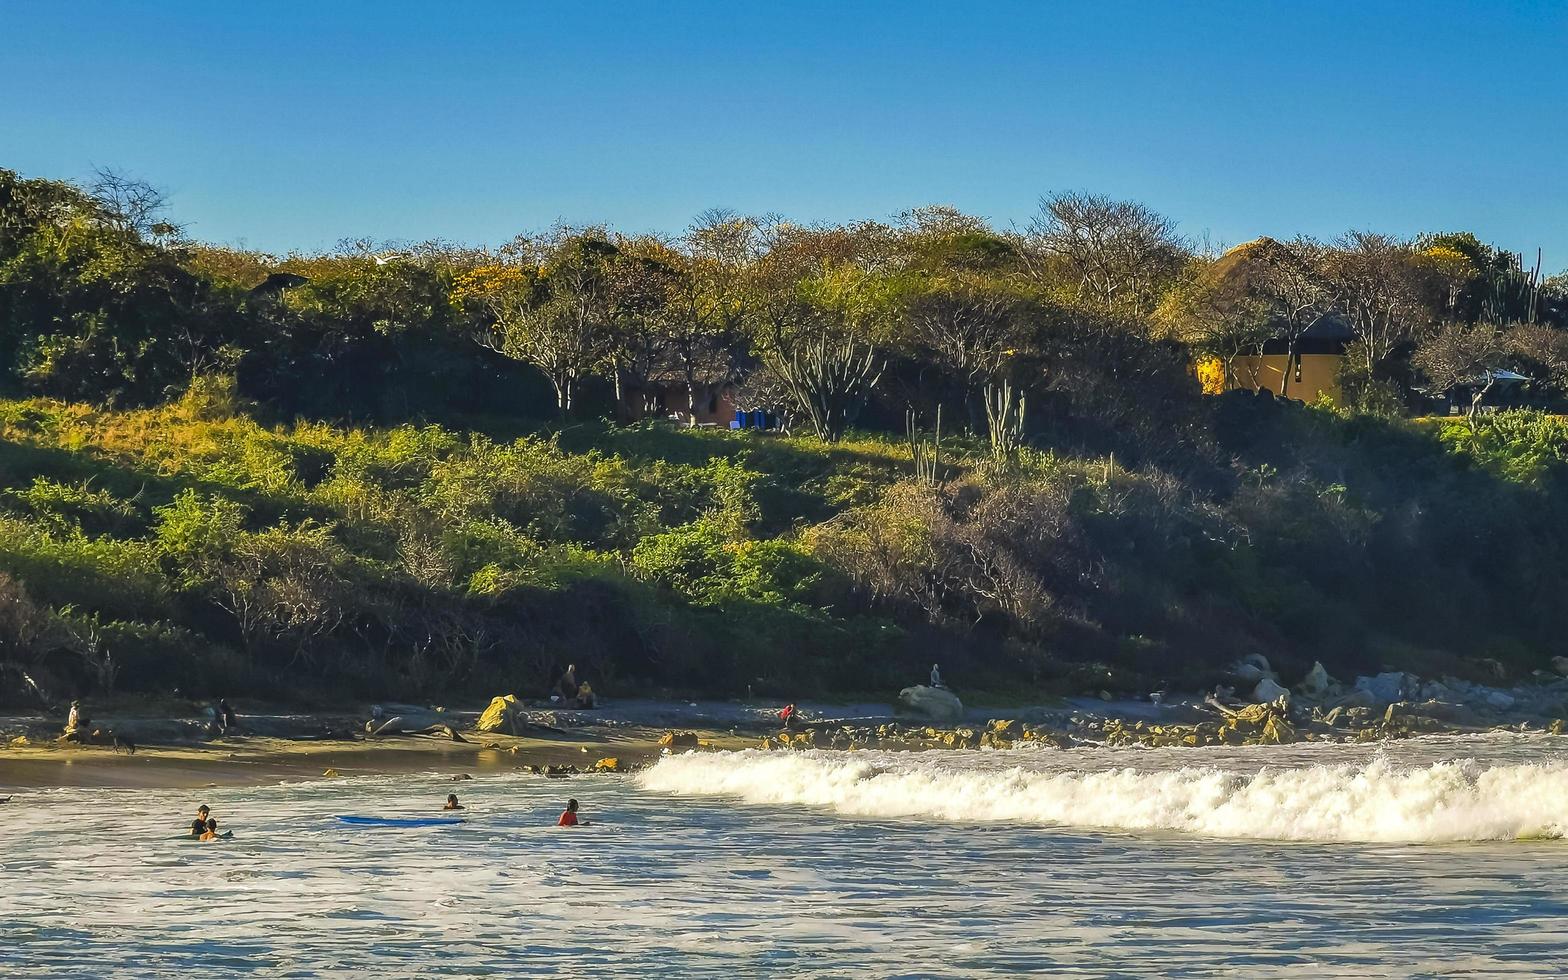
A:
[5,735,1568,978]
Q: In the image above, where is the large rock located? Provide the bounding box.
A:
[658,731,701,750]
[1252,678,1290,703]
[1553,656,1568,678]
[1296,661,1334,699]
[1353,672,1410,706]
[367,716,406,736]
[1411,699,1479,725]
[1328,687,1376,709]
[1483,689,1517,712]
[476,695,523,734]
[1231,654,1274,683]
[898,685,964,722]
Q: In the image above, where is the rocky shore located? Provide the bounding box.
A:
[754,657,1568,753]
[7,658,1568,789]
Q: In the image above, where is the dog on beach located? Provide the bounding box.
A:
[111,734,137,755]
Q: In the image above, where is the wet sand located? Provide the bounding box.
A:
[0,728,753,790]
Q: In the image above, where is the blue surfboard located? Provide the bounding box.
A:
[336,815,466,827]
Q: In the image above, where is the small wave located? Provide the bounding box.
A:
[638,751,1568,843]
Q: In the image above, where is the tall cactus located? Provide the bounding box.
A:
[906,405,942,487]
[1483,248,1542,326]
[984,378,1026,464]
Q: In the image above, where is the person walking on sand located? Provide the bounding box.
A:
[558,799,588,826]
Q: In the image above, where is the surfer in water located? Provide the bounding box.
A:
[189,804,211,837]
[444,794,465,811]
[199,818,223,841]
[558,799,587,827]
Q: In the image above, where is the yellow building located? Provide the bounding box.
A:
[1228,351,1345,404]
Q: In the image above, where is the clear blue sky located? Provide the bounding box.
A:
[5,1,1565,271]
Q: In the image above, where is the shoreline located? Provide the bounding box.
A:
[6,674,1567,790]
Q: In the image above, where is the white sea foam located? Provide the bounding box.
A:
[639,749,1568,842]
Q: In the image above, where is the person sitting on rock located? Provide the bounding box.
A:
[63,699,90,740]
[555,665,580,702]
[558,798,587,827]
[189,804,211,837]
[930,664,945,689]
[444,794,464,811]
[576,682,597,709]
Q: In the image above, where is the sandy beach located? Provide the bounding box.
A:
[0,697,783,789]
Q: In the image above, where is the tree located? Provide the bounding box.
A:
[88,166,183,242]
[1251,237,1331,399]
[742,222,898,442]
[1022,191,1188,319]
[1156,253,1275,392]
[453,228,618,415]
[1325,232,1440,375]
[661,210,774,422]
[0,170,213,405]
[602,235,682,420]
[1411,321,1511,429]
[902,282,1031,458]
[1505,321,1568,395]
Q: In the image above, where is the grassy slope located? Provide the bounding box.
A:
[4,389,1568,707]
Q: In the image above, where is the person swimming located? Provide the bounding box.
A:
[199,818,221,841]
[190,804,211,837]
[444,794,465,811]
[557,799,587,827]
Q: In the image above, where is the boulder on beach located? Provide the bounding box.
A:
[659,731,701,750]
[1296,661,1334,699]
[367,716,405,737]
[897,685,964,722]
[1483,689,1516,712]
[1230,654,1274,684]
[476,695,523,734]
[1354,672,1409,706]
[1252,677,1290,703]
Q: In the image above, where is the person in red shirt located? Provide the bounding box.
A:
[558,798,587,826]
[779,703,797,729]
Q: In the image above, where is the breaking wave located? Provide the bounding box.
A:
[638,750,1568,843]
